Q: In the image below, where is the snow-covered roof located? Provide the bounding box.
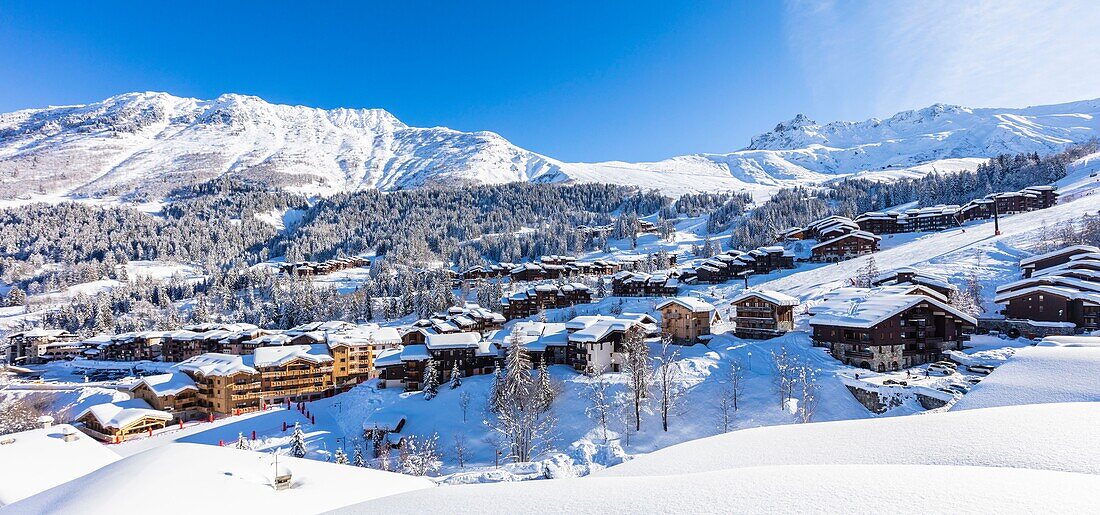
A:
[1019,245,1100,267]
[568,314,654,343]
[400,345,431,361]
[993,284,1100,305]
[76,399,172,430]
[326,324,402,348]
[731,289,799,306]
[811,230,881,251]
[177,353,258,377]
[425,332,481,350]
[373,347,404,368]
[656,297,716,313]
[0,424,120,506]
[494,321,570,351]
[362,412,407,432]
[133,372,197,397]
[253,344,334,368]
[808,287,976,328]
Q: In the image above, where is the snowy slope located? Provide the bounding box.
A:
[347,464,1100,515]
[344,402,1100,514]
[951,346,1100,411]
[0,424,120,507]
[596,402,1100,478]
[9,443,434,514]
[3,93,1099,199]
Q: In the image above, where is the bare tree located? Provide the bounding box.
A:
[717,390,734,433]
[622,326,651,432]
[400,433,442,476]
[653,334,684,432]
[453,432,467,468]
[772,346,797,410]
[0,395,54,434]
[459,391,472,423]
[797,365,819,423]
[729,358,744,411]
[585,373,613,441]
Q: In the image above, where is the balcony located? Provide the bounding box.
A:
[844,350,874,359]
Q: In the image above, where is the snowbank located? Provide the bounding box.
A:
[951,346,1100,410]
[9,443,433,514]
[0,424,120,506]
[343,464,1100,514]
[596,402,1100,477]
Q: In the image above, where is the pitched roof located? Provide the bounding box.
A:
[811,230,880,250]
[133,372,197,397]
[656,297,717,313]
[732,289,799,306]
[252,344,333,368]
[1020,245,1100,267]
[76,399,172,430]
[808,287,976,328]
[176,353,257,377]
[425,332,481,349]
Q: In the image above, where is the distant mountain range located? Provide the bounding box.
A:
[1,92,1098,200]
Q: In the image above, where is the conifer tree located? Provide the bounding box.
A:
[422,359,440,400]
[290,422,307,458]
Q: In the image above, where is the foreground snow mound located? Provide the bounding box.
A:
[343,464,1100,514]
[951,346,1100,411]
[9,443,433,514]
[596,402,1100,478]
[0,424,120,507]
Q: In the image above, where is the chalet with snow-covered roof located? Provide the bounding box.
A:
[567,313,658,374]
[994,275,1100,332]
[810,231,881,262]
[280,256,370,277]
[129,372,200,420]
[1020,245,1100,278]
[490,321,571,366]
[500,282,593,320]
[657,297,720,342]
[75,399,173,442]
[610,271,680,297]
[327,324,402,387]
[374,332,496,391]
[731,289,799,339]
[809,286,975,371]
[871,267,955,299]
[6,329,79,365]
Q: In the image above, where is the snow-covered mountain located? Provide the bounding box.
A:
[1,92,1099,199]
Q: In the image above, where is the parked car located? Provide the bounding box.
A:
[967,364,995,375]
[928,363,956,375]
[883,379,908,386]
[967,378,982,385]
[946,384,970,394]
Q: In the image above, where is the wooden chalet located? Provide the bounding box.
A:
[129,372,201,421]
[500,283,593,320]
[566,314,658,374]
[731,289,798,339]
[75,399,173,442]
[6,329,79,365]
[810,231,881,262]
[994,275,1100,332]
[1019,245,1100,278]
[809,286,976,371]
[871,267,955,299]
[610,271,680,297]
[657,297,720,342]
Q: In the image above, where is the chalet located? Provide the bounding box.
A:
[994,276,1100,332]
[656,297,720,342]
[419,304,506,334]
[1019,245,1100,278]
[803,216,860,239]
[688,246,794,284]
[809,286,976,371]
[98,331,167,361]
[6,329,79,365]
[129,372,201,421]
[327,324,402,387]
[424,332,496,381]
[853,211,903,235]
[610,271,680,297]
[177,344,336,416]
[871,267,955,299]
[567,313,658,374]
[280,256,370,277]
[373,348,407,389]
[75,399,173,442]
[731,289,798,339]
[500,282,593,320]
[490,321,571,366]
[811,231,881,262]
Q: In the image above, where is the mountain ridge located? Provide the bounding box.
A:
[1,92,1099,200]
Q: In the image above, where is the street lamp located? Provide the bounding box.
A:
[747,351,752,373]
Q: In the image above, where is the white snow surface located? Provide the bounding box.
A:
[8,443,434,514]
[344,464,1099,515]
[0,424,121,507]
[3,93,1100,199]
[951,346,1100,411]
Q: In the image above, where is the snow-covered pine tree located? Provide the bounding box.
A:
[352,445,366,467]
[334,447,348,465]
[450,362,462,389]
[534,358,555,414]
[290,422,307,458]
[236,432,250,450]
[422,359,440,400]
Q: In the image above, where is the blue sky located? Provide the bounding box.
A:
[1,1,1098,161]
